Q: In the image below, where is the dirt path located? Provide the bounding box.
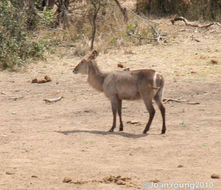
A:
[0,18,221,190]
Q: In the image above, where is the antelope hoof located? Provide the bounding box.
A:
[109,128,114,132]
[143,130,147,134]
[161,129,166,134]
[119,125,124,131]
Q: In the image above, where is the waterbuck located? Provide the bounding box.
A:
[73,50,166,134]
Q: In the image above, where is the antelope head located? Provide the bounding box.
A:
[73,50,98,74]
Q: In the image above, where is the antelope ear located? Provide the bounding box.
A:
[88,50,98,60]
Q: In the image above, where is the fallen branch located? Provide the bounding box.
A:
[163,98,200,105]
[44,96,63,103]
[127,120,141,125]
[63,175,138,188]
[127,32,157,41]
[151,25,161,44]
[1,92,24,101]
[127,28,163,43]
[171,16,221,28]
[9,96,24,101]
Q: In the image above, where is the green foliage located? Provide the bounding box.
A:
[0,0,47,69]
[127,23,138,34]
[40,9,56,28]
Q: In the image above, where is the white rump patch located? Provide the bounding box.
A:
[153,72,157,88]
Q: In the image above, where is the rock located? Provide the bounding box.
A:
[32,75,52,84]
[190,71,197,74]
[150,179,160,183]
[200,55,207,59]
[31,78,38,83]
[177,164,184,168]
[37,79,47,83]
[44,75,51,82]
[211,174,220,179]
[63,177,72,183]
[6,171,14,175]
[117,63,124,68]
[211,59,218,64]
[116,180,126,185]
[123,68,130,71]
[127,120,141,125]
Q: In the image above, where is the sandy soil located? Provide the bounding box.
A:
[0,18,221,190]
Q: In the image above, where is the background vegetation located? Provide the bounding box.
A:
[0,0,220,70]
[136,0,221,21]
[0,0,50,69]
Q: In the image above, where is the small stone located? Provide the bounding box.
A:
[63,177,72,183]
[190,71,197,74]
[177,164,184,168]
[117,63,124,68]
[37,79,47,83]
[116,180,126,185]
[44,75,52,82]
[150,179,160,183]
[211,174,220,179]
[127,120,141,125]
[6,171,14,175]
[32,78,38,83]
[211,59,218,64]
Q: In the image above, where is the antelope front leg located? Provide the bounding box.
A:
[109,96,118,132]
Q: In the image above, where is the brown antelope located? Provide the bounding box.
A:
[73,50,166,134]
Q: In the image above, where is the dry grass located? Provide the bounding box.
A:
[136,0,221,21]
[36,0,157,57]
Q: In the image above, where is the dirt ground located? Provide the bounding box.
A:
[0,18,221,190]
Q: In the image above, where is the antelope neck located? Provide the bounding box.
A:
[87,62,106,92]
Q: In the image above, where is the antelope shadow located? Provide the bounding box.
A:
[56,129,151,139]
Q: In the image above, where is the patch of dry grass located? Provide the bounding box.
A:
[36,0,156,57]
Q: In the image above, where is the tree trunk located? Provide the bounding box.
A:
[47,0,56,10]
[90,0,101,50]
[26,0,38,30]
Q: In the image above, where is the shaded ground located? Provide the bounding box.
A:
[0,18,221,189]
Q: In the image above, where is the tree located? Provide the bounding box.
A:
[55,0,70,28]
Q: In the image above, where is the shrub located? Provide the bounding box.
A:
[0,0,47,69]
